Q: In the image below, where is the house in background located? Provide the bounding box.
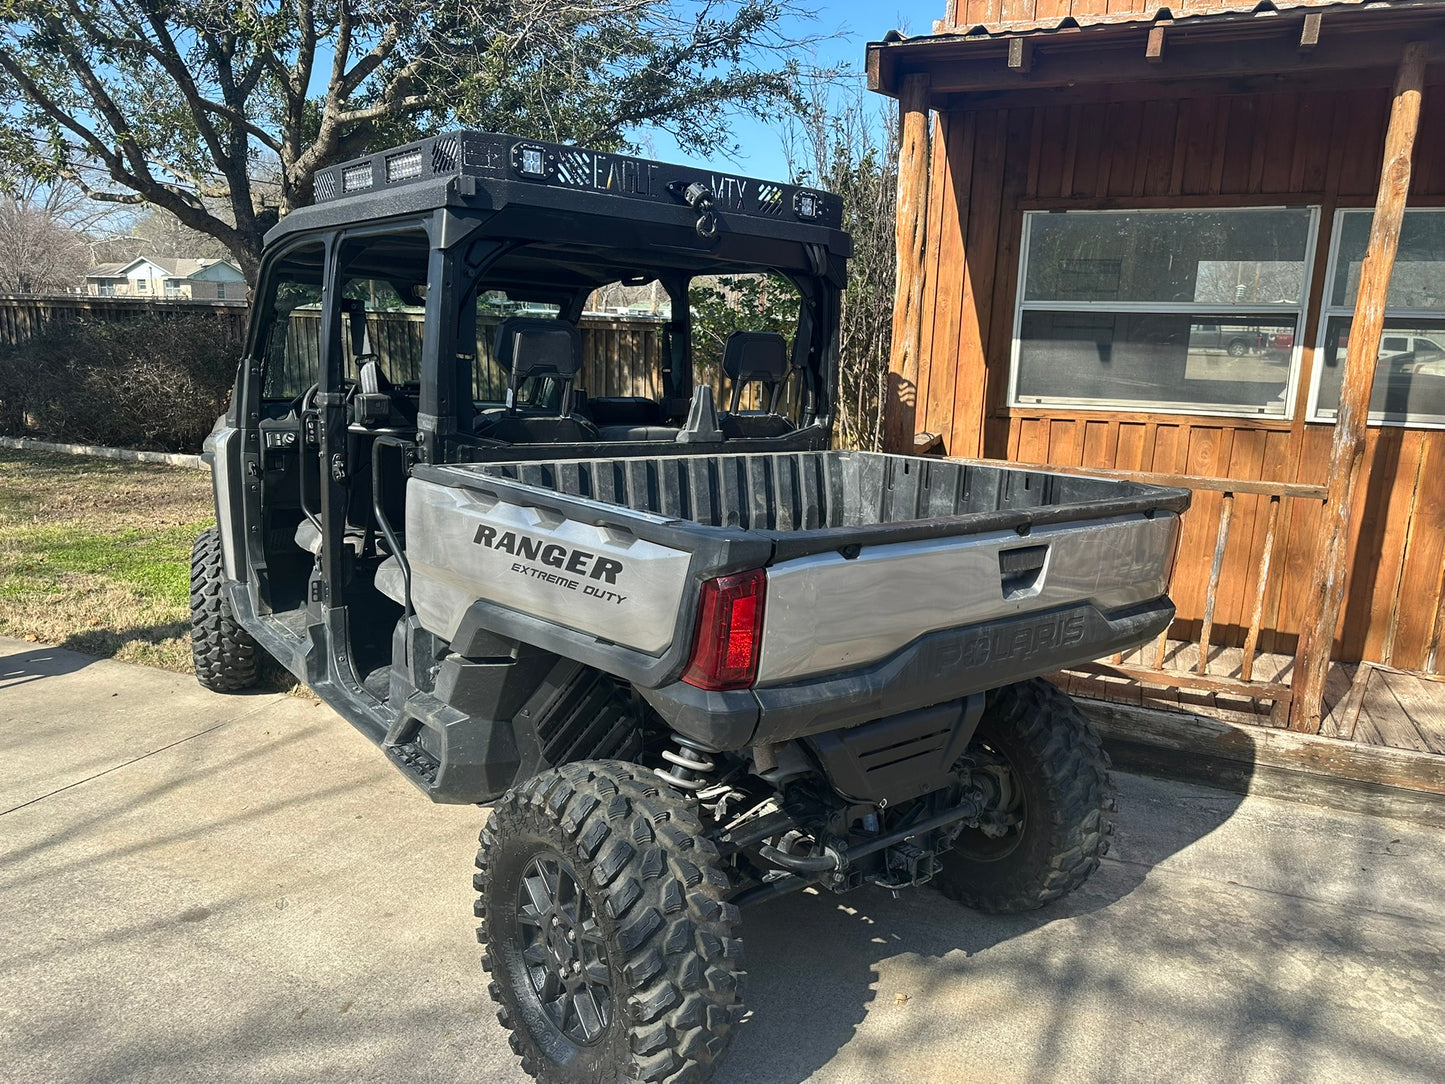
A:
[84,256,246,300]
[869,1,1445,739]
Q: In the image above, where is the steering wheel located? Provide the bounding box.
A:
[295,379,360,415]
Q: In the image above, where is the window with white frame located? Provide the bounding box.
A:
[1310,208,1445,426]
[1012,208,1318,417]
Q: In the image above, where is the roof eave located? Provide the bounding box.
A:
[867,1,1445,103]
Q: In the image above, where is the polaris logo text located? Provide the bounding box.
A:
[472,525,624,584]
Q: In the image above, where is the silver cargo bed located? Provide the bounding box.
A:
[402,451,1188,692]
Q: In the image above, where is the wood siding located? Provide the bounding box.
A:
[920,80,1445,670]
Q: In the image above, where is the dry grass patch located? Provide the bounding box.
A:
[0,448,214,671]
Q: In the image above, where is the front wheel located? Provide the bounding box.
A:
[189,527,259,692]
[475,761,745,1084]
[934,679,1113,913]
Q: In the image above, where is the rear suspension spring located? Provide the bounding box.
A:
[655,735,718,792]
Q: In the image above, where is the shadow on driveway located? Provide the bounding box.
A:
[0,644,99,690]
[717,763,1258,1084]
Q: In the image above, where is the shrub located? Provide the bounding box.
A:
[0,313,242,452]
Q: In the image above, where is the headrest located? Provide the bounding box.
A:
[723,331,789,385]
[494,317,582,383]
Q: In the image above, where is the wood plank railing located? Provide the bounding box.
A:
[975,460,1329,713]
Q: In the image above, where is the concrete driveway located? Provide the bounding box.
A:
[2,636,1443,1084]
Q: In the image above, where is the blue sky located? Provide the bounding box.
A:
[642,1,943,182]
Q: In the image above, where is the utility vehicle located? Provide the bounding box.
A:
[195,131,1188,1084]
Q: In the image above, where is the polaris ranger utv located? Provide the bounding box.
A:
[195,131,1188,1084]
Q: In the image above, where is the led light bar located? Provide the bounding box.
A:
[341,162,374,192]
[385,149,424,183]
[310,133,845,231]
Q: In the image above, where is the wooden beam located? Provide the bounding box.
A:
[883,74,932,455]
[1196,493,1235,675]
[936,64,1402,113]
[1078,699,1445,828]
[1240,496,1282,683]
[897,23,1445,97]
[1146,25,1167,65]
[1008,38,1033,74]
[1067,662,1293,704]
[1300,12,1323,52]
[1290,42,1430,734]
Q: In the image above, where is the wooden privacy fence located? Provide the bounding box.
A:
[278,310,667,400]
[0,295,248,346]
[0,296,668,402]
[974,460,1332,719]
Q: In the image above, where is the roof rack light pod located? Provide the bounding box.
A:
[341,162,374,192]
[385,148,424,183]
[513,143,549,178]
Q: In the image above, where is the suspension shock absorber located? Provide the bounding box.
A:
[655,735,718,792]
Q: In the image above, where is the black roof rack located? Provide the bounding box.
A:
[310,130,844,231]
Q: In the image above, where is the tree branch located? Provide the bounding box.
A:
[338,20,404,98]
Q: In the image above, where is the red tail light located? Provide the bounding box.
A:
[681,569,766,691]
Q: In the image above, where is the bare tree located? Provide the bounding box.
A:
[784,77,898,451]
[0,1,815,281]
[0,178,101,294]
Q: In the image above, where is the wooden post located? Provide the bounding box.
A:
[1290,42,1429,733]
[883,74,931,455]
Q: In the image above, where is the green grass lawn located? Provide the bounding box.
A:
[0,448,216,671]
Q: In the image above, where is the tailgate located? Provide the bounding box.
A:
[757,511,1180,684]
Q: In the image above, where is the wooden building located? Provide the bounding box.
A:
[868,1,1445,733]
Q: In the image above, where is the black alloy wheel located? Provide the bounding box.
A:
[476,760,745,1084]
[514,852,612,1046]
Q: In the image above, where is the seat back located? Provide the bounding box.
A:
[723,331,790,412]
[495,316,583,414]
[477,317,599,444]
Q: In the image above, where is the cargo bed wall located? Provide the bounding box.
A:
[477,451,1188,542]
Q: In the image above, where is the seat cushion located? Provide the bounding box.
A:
[375,556,406,605]
[293,519,371,556]
[294,518,323,555]
[587,397,665,426]
[598,424,682,441]
[474,409,601,444]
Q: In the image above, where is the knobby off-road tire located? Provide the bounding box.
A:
[475,761,744,1084]
[189,527,259,692]
[934,678,1114,913]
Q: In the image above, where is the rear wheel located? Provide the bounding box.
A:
[189,527,259,692]
[476,761,744,1084]
[934,679,1113,913]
